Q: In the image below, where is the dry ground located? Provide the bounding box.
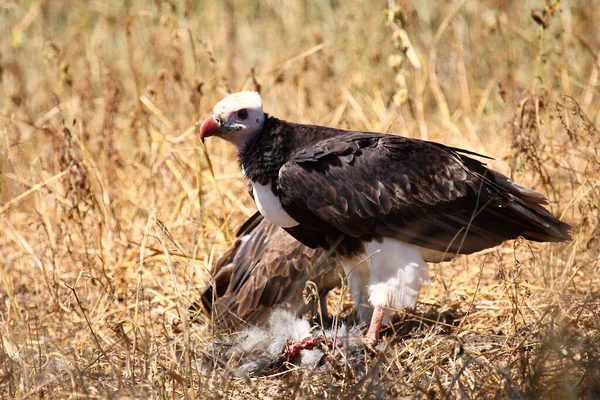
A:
[1,1,599,398]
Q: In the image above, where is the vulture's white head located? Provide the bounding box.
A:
[199,91,265,150]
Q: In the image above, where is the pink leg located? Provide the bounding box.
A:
[364,305,385,347]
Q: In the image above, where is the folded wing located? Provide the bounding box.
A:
[278,133,571,258]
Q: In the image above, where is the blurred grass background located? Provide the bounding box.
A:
[1,0,599,398]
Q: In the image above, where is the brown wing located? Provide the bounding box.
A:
[192,212,343,330]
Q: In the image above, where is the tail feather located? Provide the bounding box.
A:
[459,154,572,244]
[489,169,550,205]
[485,170,571,242]
[511,200,572,242]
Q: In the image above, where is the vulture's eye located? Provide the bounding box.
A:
[236,109,249,120]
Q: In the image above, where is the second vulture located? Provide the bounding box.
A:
[194,212,342,330]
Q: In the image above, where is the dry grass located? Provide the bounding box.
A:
[1,0,599,398]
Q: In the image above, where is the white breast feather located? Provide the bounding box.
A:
[251,181,299,228]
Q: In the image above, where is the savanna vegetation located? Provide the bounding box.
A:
[1,1,599,398]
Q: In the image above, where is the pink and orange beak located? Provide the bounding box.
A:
[199,115,221,143]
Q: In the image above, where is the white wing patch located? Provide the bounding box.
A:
[251,181,299,228]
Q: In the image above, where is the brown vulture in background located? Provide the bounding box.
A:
[193,212,343,330]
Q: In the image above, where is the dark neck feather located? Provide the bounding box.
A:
[239,116,294,185]
[239,116,343,185]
